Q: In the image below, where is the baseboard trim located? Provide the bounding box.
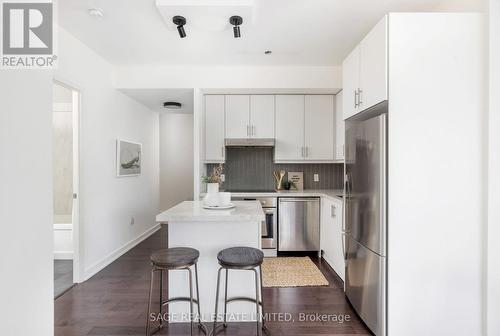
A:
[84,224,161,281]
[54,251,74,260]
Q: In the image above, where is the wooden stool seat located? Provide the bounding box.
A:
[217,246,264,268]
[151,247,199,269]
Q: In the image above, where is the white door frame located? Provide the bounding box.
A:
[53,79,83,283]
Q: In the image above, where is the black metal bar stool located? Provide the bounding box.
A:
[146,247,207,336]
[212,246,266,336]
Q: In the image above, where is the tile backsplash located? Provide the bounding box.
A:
[206,147,344,191]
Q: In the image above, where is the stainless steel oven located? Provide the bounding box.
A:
[233,197,277,253]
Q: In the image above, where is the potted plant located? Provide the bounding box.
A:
[202,163,224,194]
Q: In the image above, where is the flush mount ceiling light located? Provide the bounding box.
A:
[172,16,187,38]
[88,8,104,18]
[229,15,243,38]
[163,101,182,109]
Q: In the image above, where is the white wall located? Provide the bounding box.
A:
[387,13,485,336]
[159,113,194,211]
[54,28,160,280]
[0,71,53,335]
[433,0,487,11]
[488,1,500,335]
[114,65,342,89]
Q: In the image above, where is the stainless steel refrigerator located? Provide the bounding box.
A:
[344,106,387,336]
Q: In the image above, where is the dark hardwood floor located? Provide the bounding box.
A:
[54,260,74,298]
[55,227,371,336]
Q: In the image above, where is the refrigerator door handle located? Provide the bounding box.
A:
[343,173,350,233]
[342,232,347,261]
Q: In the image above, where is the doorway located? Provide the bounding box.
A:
[52,81,80,298]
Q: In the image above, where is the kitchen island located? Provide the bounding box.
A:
[156,200,265,323]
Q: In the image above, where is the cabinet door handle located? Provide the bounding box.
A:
[358,89,363,106]
[306,147,309,157]
[331,205,336,217]
[246,125,249,137]
[301,147,304,157]
[354,89,358,108]
[252,125,255,136]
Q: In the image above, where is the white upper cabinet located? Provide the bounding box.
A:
[209,93,337,163]
[225,95,275,139]
[359,16,388,111]
[250,95,275,138]
[275,95,305,161]
[225,95,250,138]
[304,95,335,161]
[343,15,388,120]
[334,91,345,161]
[275,95,336,162]
[204,95,225,162]
[342,45,361,120]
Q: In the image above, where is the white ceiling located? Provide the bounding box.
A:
[57,0,481,66]
[119,88,194,114]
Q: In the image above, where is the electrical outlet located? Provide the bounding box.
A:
[130,217,135,226]
[221,174,225,182]
[314,173,320,182]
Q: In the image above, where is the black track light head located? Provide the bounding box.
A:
[229,15,243,38]
[233,25,241,38]
[173,16,186,38]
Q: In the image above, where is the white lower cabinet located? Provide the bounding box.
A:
[320,197,345,281]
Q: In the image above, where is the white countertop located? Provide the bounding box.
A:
[156,200,265,223]
[215,189,344,202]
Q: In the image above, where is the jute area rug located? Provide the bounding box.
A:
[261,257,329,288]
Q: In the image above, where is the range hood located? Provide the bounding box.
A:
[224,138,275,147]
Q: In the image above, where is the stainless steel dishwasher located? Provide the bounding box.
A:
[278,197,320,251]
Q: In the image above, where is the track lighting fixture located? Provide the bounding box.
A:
[229,15,243,38]
[172,16,186,38]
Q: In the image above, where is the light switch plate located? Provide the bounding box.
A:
[221,174,225,182]
[314,173,319,182]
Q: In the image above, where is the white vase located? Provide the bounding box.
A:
[204,183,220,206]
[206,183,219,194]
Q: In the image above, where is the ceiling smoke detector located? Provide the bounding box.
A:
[163,101,182,109]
